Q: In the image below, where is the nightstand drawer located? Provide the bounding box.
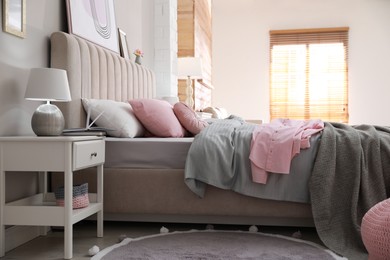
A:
[73,140,105,170]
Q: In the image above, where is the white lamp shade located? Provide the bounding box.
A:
[177,57,203,79]
[25,68,72,102]
[161,96,179,105]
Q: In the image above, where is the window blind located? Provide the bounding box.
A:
[269,27,349,123]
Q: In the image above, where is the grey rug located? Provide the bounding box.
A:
[92,230,345,260]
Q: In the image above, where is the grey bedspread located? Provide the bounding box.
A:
[310,122,390,260]
[185,116,321,203]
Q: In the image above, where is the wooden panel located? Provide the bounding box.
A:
[178,0,194,57]
[194,0,212,110]
[194,0,212,83]
[178,79,187,102]
[195,82,212,110]
[178,0,213,110]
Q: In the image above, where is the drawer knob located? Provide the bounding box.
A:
[91,152,98,157]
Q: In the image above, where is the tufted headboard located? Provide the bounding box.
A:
[50,31,156,129]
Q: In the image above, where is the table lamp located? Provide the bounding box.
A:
[178,57,203,108]
[25,68,72,136]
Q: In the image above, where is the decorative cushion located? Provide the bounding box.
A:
[82,98,145,138]
[129,99,186,137]
[202,107,230,119]
[361,198,390,259]
[173,102,208,135]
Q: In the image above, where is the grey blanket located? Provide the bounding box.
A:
[310,122,390,260]
[185,116,321,203]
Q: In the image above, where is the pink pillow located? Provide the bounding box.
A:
[173,102,208,135]
[129,99,186,137]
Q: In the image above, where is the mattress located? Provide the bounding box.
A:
[105,137,194,169]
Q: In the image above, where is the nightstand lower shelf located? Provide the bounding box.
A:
[4,193,102,226]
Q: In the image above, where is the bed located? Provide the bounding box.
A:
[49,31,313,227]
[50,31,390,259]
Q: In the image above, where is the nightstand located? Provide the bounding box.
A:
[0,136,105,259]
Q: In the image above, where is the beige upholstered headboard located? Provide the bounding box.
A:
[50,31,156,128]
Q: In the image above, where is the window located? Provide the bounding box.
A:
[269,27,349,123]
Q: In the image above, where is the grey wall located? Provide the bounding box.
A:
[0,0,66,137]
[0,0,152,202]
[0,0,154,137]
[0,0,66,202]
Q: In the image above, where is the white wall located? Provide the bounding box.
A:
[154,0,178,98]
[212,0,390,124]
[115,0,155,70]
[117,0,178,98]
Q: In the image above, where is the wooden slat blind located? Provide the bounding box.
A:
[269,27,349,123]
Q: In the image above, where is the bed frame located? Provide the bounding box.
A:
[50,31,313,227]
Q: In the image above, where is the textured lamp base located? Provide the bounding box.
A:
[185,76,194,109]
[31,103,65,136]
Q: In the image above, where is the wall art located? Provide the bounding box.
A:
[66,0,119,53]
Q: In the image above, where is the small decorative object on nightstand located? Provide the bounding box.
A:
[24,68,71,136]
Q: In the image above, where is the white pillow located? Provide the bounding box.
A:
[82,98,145,138]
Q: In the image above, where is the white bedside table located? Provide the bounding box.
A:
[0,136,105,259]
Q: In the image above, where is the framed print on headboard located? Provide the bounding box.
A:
[66,0,119,53]
[118,29,129,59]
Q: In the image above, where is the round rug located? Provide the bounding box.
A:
[92,230,344,260]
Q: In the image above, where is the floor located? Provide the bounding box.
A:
[1,221,322,260]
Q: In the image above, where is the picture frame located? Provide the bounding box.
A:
[118,29,129,59]
[2,0,26,38]
[66,0,119,53]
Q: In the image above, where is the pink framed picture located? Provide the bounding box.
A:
[66,0,119,53]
